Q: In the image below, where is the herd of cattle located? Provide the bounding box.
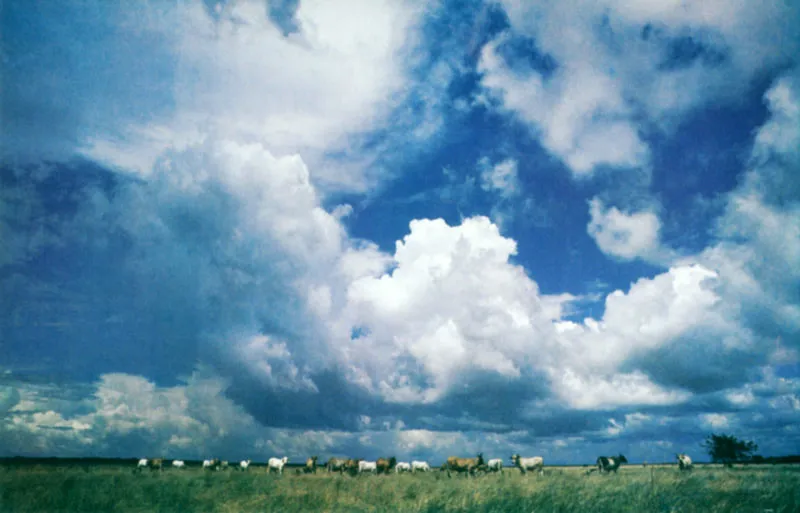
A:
[135,453,694,476]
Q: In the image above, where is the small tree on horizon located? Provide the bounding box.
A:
[702,433,758,467]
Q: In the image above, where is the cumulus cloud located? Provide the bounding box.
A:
[340,216,556,405]
[587,198,662,261]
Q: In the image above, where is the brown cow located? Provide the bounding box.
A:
[345,458,362,475]
[147,458,163,471]
[376,457,397,474]
[445,453,484,478]
[305,456,318,474]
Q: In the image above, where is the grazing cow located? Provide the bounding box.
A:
[487,458,504,473]
[677,453,693,471]
[345,459,362,475]
[597,454,628,474]
[172,460,186,469]
[219,461,230,471]
[202,459,219,470]
[358,461,378,474]
[268,456,289,475]
[144,458,163,472]
[137,459,148,471]
[445,453,485,478]
[376,457,397,474]
[239,460,252,471]
[305,456,318,474]
[411,461,431,473]
[326,458,348,474]
[511,455,543,475]
[395,462,411,473]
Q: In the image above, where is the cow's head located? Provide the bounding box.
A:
[618,454,628,464]
[510,454,520,465]
[476,453,484,465]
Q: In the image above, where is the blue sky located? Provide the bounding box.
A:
[1,0,799,465]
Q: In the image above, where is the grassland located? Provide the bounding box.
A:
[1,462,798,513]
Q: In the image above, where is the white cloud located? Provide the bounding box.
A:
[554,370,689,411]
[341,216,554,403]
[701,413,730,430]
[479,157,520,198]
[478,35,648,174]
[689,69,800,344]
[79,0,429,193]
[587,198,662,261]
[478,0,799,175]
[726,388,756,407]
[334,215,735,410]
[0,372,537,461]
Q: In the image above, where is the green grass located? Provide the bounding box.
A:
[1,464,798,512]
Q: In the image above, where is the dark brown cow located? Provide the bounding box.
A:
[376,457,397,474]
[305,456,318,474]
[445,453,484,478]
[345,458,362,475]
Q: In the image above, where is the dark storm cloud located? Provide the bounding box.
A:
[0,1,177,161]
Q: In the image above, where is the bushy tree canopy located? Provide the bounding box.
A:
[703,433,758,466]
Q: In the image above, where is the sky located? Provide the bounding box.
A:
[1,0,799,465]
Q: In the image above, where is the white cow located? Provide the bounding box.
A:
[358,461,378,474]
[136,458,163,472]
[172,460,186,469]
[511,454,544,475]
[202,459,219,470]
[395,462,411,473]
[487,458,504,473]
[239,459,252,471]
[268,456,289,474]
[411,461,431,473]
[677,453,693,471]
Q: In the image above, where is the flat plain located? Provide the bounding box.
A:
[1,462,798,513]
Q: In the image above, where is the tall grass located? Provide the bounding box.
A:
[1,464,798,512]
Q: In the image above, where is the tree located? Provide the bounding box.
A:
[703,433,758,467]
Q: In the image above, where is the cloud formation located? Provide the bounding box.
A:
[1,0,799,463]
[478,0,800,176]
[587,198,662,261]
